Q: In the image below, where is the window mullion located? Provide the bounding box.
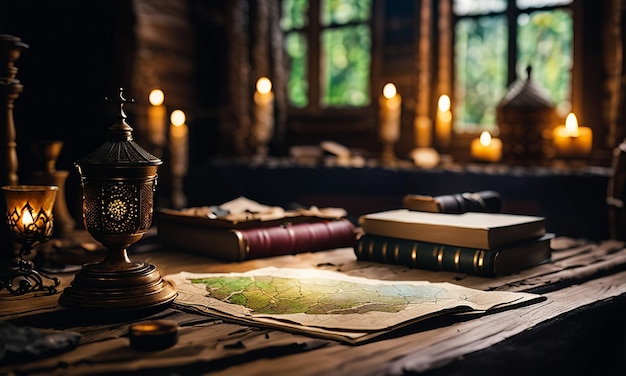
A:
[506,1,518,86]
[308,0,321,112]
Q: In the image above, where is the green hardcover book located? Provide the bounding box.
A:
[354,233,553,277]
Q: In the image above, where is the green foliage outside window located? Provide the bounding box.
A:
[321,25,371,107]
[285,32,308,108]
[282,0,371,108]
[517,9,573,116]
[454,16,508,132]
[282,0,571,124]
[282,0,309,108]
[454,2,573,132]
[321,0,370,25]
[280,0,308,30]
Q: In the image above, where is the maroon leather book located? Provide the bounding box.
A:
[157,217,357,261]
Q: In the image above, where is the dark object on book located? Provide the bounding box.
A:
[355,233,553,277]
[157,217,357,261]
[403,190,502,213]
[359,209,545,250]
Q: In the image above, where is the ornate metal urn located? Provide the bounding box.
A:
[59,88,176,313]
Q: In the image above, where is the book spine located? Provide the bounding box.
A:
[238,219,358,259]
[354,234,497,276]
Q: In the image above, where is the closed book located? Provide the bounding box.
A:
[157,217,357,261]
[359,209,545,250]
[354,233,554,276]
[402,190,502,213]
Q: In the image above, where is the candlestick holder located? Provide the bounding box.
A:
[58,88,176,314]
[381,141,397,166]
[1,185,60,295]
[29,140,76,237]
[0,34,28,187]
[0,35,29,258]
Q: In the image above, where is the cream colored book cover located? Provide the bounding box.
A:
[359,209,545,249]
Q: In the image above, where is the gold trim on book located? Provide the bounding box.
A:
[356,241,364,257]
[286,226,295,248]
[368,240,375,260]
[473,250,480,271]
[233,230,248,257]
[436,246,444,270]
[453,248,461,271]
[475,250,486,272]
[382,241,388,262]
[393,244,400,263]
[411,243,418,267]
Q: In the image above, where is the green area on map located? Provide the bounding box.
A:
[191,276,446,315]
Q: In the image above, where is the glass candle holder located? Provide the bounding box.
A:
[1,185,59,295]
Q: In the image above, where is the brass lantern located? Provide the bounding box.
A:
[59,88,176,313]
[496,66,558,165]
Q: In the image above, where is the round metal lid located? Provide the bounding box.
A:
[76,88,162,167]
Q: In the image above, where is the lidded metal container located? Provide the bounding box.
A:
[496,66,558,165]
[60,88,176,314]
[75,89,162,250]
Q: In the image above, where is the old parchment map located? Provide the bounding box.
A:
[167,267,544,344]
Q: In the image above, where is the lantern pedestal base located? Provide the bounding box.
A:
[59,261,177,314]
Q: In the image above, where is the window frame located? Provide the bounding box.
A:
[281,0,609,164]
[281,0,378,143]
[450,0,576,133]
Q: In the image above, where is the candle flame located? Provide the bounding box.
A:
[170,110,186,126]
[256,77,272,94]
[438,95,451,112]
[565,112,579,136]
[382,83,397,99]
[21,205,34,226]
[149,89,164,106]
[479,131,492,146]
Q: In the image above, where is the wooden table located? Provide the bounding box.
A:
[2,236,626,375]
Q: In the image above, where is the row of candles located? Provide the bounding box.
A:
[147,89,188,174]
[149,81,593,165]
[149,77,276,163]
[379,83,593,162]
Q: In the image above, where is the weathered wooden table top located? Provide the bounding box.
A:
[2,236,626,375]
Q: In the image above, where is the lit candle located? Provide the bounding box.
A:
[414,116,432,148]
[553,112,593,158]
[18,204,35,234]
[148,89,167,148]
[252,77,275,149]
[471,130,502,162]
[2,186,58,246]
[169,109,188,176]
[435,94,452,151]
[21,206,34,225]
[379,83,402,144]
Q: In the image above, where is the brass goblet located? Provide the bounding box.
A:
[0,185,59,295]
